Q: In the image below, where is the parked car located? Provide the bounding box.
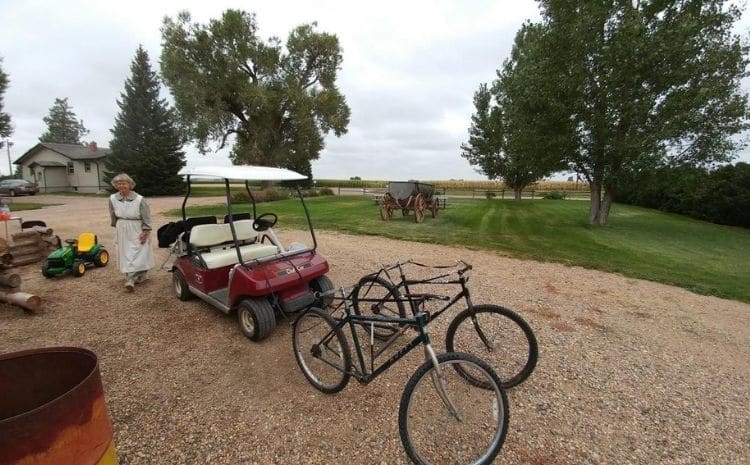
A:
[0,179,39,196]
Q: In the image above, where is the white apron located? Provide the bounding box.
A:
[110,194,155,273]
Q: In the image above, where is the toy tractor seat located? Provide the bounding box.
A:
[76,233,97,254]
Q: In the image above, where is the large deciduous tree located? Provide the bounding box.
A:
[462,23,571,200]
[160,10,350,181]
[0,58,12,140]
[39,97,89,144]
[537,0,749,225]
[106,46,185,195]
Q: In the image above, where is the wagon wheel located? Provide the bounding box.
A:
[380,202,392,220]
[430,198,438,218]
[414,194,425,223]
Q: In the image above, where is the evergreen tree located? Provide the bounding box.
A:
[39,97,89,144]
[106,46,185,195]
[0,58,12,140]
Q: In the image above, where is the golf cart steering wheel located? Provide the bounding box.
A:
[253,213,278,231]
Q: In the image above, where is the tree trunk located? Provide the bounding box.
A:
[597,188,615,225]
[514,188,522,201]
[589,182,602,225]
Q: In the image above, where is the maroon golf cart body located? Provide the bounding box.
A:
[167,166,333,341]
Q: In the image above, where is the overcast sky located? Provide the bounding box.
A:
[2,0,749,180]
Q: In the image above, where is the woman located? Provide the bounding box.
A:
[108,173,154,291]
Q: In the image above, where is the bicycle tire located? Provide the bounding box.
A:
[292,307,352,394]
[398,352,509,465]
[352,275,406,340]
[445,304,538,389]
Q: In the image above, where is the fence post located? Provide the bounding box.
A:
[501,189,505,199]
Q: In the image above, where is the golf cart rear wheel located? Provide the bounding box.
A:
[72,260,86,277]
[94,249,109,267]
[238,298,276,341]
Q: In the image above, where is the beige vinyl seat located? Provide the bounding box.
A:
[188,219,278,269]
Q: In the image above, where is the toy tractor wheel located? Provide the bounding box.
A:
[173,269,193,301]
[41,260,54,279]
[94,249,109,267]
[72,260,86,277]
[237,298,276,342]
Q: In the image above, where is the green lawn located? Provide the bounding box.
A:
[168,196,750,303]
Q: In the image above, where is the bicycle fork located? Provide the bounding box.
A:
[424,344,463,421]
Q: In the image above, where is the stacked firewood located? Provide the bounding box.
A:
[0,237,42,313]
[6,226,61,266]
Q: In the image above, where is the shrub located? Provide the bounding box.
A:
[542,191,567,200]
[485,191,497,199]
[231,188,290,203]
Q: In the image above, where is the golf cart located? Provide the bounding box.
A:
[165,166,333,342]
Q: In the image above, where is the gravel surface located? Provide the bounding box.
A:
[1,194,748,464]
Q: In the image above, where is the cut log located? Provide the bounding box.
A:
[11,231,42,241]
[9,237,43,248]
[9,253,46,266]
[42,235,62,248]
[0,291,42,313]
[31,226,54,235]
[0,273,21,288]
[8,244,46,257]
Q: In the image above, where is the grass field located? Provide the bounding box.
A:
[170,196,749,303]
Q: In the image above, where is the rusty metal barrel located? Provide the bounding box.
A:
[0,347,118,465]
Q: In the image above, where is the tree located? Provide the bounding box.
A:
[536,0,750,224]
[0,58,12,140]
[461,23,570,200]
[106,46,185,195]
[39,98,89,144]
[160,10,350,182]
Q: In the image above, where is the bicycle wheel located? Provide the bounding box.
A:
[292,308,352,394]
[352,275,406,339]
[445,304,538,389]
[399,352,509,465]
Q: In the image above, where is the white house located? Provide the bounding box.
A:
[14,142,110,193]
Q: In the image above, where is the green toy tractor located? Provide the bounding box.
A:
[41,232,109,278]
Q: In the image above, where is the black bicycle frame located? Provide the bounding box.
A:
[333,308,433,384]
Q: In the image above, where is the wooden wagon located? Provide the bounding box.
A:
[379,181,439,223]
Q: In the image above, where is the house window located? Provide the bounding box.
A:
[67,162,74,174]
[84,162,91,173]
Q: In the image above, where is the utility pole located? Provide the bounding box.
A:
[4,139,12,177]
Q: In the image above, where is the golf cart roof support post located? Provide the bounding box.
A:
[222,178,245,267]
[297,185,318,252]
[181,175,193,222]
[245,180,257,219]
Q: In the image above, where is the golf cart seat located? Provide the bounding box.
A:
[223,212,252,223]
[189,220,278,269]
[76,233,97,254]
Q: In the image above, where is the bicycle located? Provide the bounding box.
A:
[351,259,538,389]
[292,286,510,465]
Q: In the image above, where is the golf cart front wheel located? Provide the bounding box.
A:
[173,269,193,301]
[237,298,276,341]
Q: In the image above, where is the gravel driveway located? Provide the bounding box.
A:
[1,194,748,464]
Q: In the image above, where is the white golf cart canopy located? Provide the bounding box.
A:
[179,165,307,181]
